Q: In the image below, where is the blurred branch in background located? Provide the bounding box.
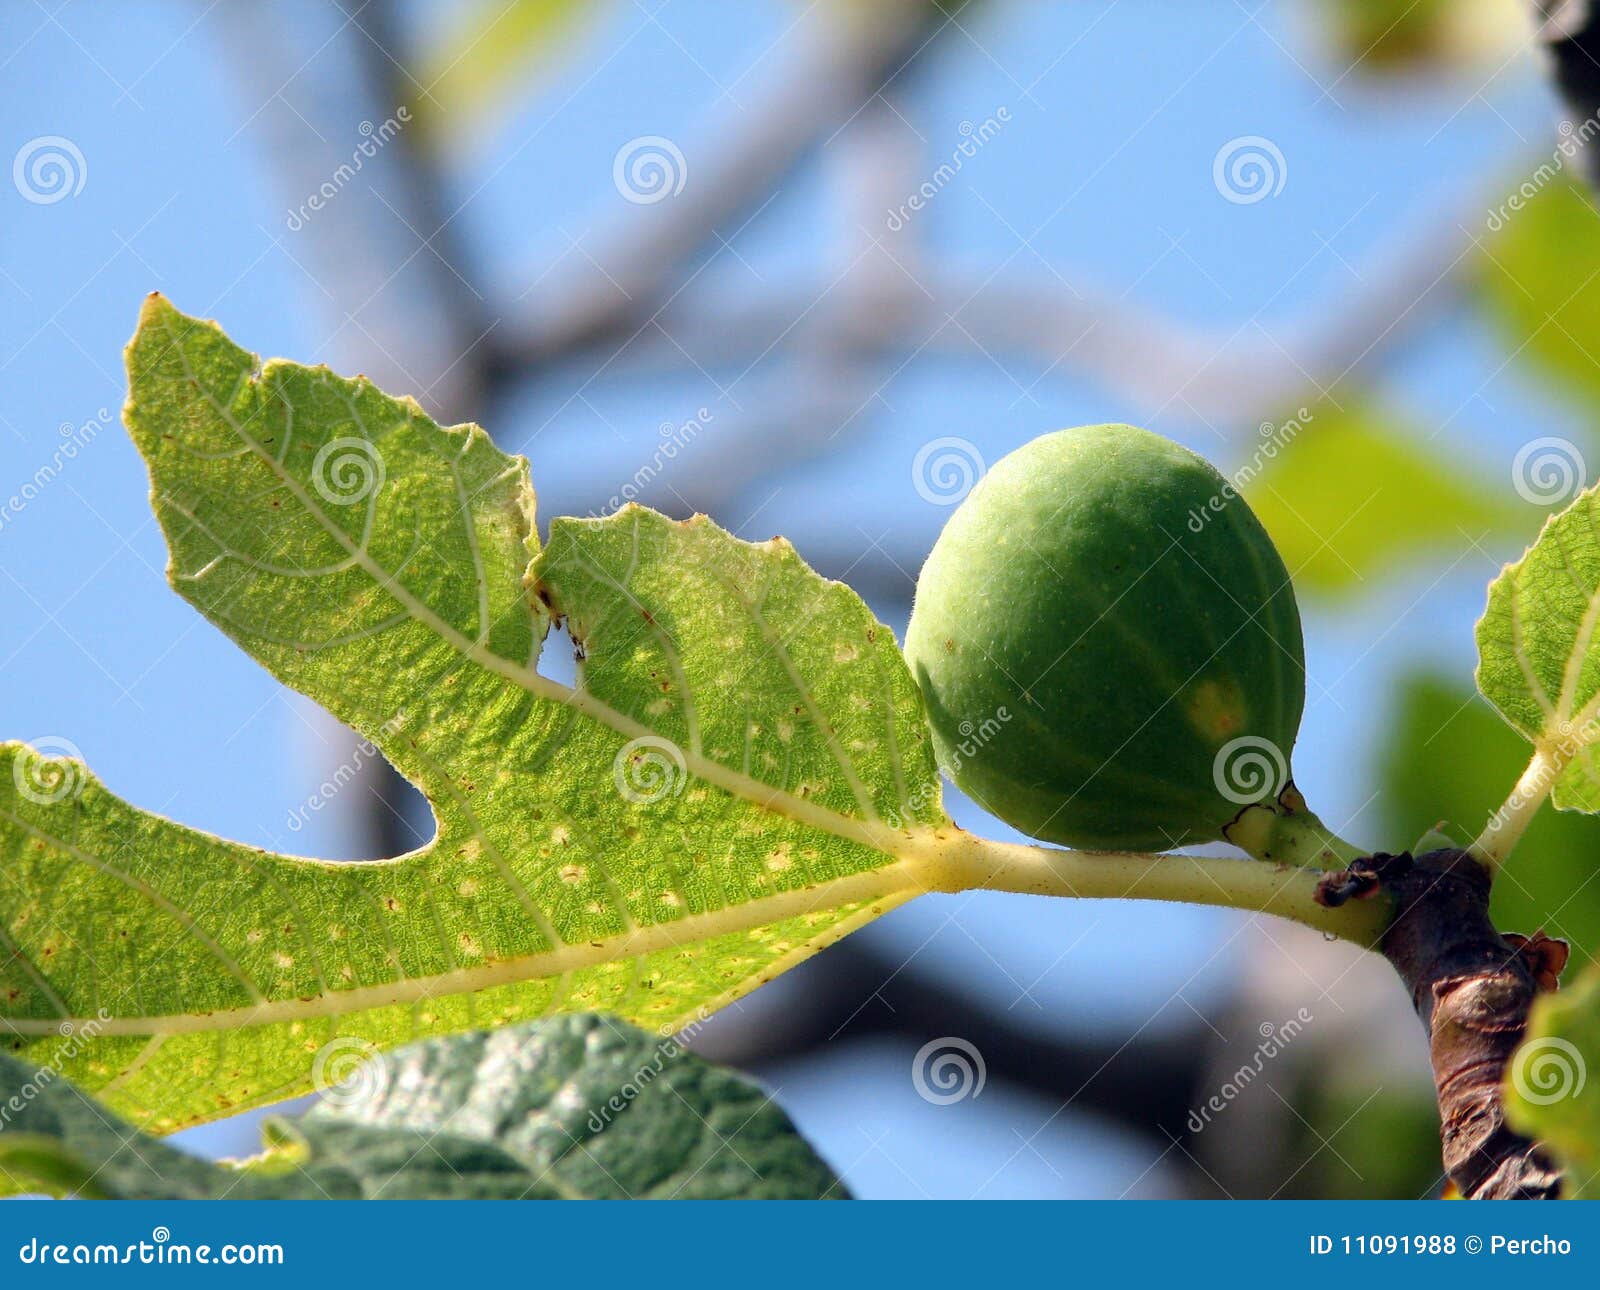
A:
[491,0,957,373]
[694,938,1221,1186]
[494,184,1484,431]
[1529,0,1600,190]
[232,0,1536,584]
[217,2,493,417]
[670,86,924,520]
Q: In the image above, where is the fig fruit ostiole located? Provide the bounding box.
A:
[904,423,1355,866]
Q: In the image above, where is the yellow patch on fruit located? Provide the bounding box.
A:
[1185,677,1247,742]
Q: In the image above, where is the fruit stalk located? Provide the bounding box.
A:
[1317,849,1564,1200]
[944,833,1392,945]
[1222,787,1365,870]
[1472,744,1562,867]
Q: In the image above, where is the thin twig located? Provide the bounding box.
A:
[492,3,954,377]
[506,188,1483,431]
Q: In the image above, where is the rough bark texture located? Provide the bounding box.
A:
[1317,849,1565,1199]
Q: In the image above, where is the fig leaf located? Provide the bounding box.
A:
[0,1013,844,1200]
[1477,480,1600,813]
[0,296,943,1134]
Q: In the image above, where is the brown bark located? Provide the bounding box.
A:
[1316,849,1565,1199]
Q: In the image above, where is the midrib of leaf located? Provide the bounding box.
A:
[1550,528,1600,721]
[0,859,923,1037]
[1510,578,1558,726]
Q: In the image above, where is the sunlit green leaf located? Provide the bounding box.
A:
[0,296,945,1133]
[1476,481,1600,811]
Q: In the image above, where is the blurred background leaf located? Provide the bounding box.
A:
[1379,669,1600,964]
[1313,0,1520,75]
[1245,404,1523,598]
[1505,959,1600,1194]
[1478,175,1600,418]
[412,0,605,145]
[1289,1083,1443,1198]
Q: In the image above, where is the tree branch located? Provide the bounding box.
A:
[943,834,1393,947]
[672,82,925,518]
[1317,849,1565,1199]
[501,190,1479,435]
[491,2,955,377]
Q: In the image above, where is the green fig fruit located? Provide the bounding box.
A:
[904,423,1306,851]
